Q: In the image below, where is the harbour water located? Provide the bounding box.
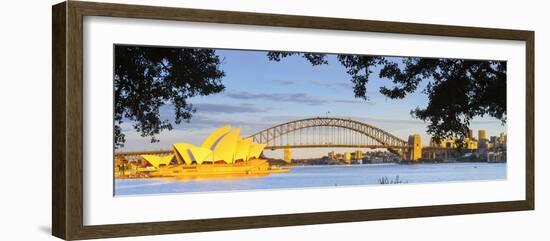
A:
[115,162,506,196]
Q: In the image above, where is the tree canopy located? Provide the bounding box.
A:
[114,46,225,148]
[267,52,506,142]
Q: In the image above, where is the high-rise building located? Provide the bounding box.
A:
[478,130,486,140]
[477,130,488,158]
[490,136,497,146]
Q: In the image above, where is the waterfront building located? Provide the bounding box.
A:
[141,125,266,167]
[487,151,506,163]
[477,129,488,157]
[430,135,477,150]
[423,129,506,162]
[355,150,363,160]
[328,151,336,159]
[344,152,351,162]
[463,137,478,149]
[490,136,497,147]
[113,125,295,179]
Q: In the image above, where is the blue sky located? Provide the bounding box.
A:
[119,49,506,158]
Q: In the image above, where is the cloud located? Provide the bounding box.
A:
[225,91,373,106]
[334,99,371,104]
[225,91,328,105]
[271,78,353,89]
[271,79,295,85]
[184,115,273,135]
[194,103,266,114]
[307,79,351,89]
[357,117,425,125]
[270,79,379,98]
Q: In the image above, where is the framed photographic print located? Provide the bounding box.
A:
[52,1,534,240]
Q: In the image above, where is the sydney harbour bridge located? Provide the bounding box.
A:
[249,117,407,150]
[248,117,416,161]
[115,117,430,162]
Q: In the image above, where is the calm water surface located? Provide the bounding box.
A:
[115,162,506,196]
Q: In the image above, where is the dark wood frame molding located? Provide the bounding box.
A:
[52,1,535,240]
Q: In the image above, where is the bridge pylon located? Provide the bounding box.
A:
[283,148,292,163]
[406,134,422,161]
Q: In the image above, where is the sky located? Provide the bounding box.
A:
[118,48,506,158]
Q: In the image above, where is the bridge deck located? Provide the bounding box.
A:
[266,144,405,150]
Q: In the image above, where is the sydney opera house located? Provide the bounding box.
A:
[117,125,288,179]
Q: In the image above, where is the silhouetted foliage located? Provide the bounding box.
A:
[381,58,506,143]
[114,46,225,148]
[268,52,506,142]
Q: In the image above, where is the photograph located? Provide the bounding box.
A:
[113,45,508,196]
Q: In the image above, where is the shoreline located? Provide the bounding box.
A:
[274,160,506,167]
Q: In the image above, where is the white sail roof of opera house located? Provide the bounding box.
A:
[141,125,266,166]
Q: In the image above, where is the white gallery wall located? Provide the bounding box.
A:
[0,0,548,240]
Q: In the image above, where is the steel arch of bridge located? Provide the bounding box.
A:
[248,117,408,150]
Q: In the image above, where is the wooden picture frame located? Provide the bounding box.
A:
[52,1,534,240]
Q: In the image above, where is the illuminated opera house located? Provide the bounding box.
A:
[126,125,288,179]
